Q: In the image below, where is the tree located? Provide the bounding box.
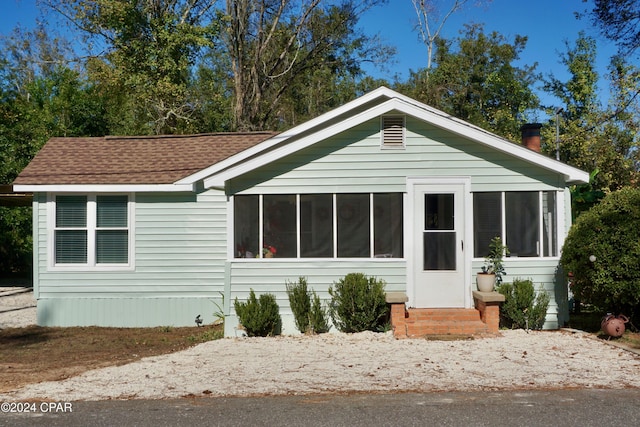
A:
[400,24,539,140]
[542,33,600,168]
[44,0,220,134]
[588,0,640,56]
[412,0,492,70]
[542,33,640,192]
[221,0,393,130]
[0,26,109,274]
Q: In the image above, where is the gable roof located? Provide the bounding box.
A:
[187,87,589,188]
[14,87,589,192]
[13,132,277,191]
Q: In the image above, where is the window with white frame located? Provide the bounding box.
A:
[473,191,557,258]
[234,193,403,259]
[53,194,132,267]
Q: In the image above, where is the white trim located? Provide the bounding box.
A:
[15,184,193,193]
[557,189,568,254]
[296,194,301,257]
[227,194,235,260]
[332,194,338,258]
[200,89,588,188]
[47,193,135,272]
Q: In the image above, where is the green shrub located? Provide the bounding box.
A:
[234,289,281,337]
[328,273,389,333]
[286,277,330,334]
[497,278,550,330]
[286,277,312,333]
[561,187,640,323]
[309,292,330,334]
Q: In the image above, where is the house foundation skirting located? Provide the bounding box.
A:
[386,291,505,338]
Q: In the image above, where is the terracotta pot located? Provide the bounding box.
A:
[601,314,628,337]
[476,273,496,292]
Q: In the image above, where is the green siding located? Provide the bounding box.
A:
[34,190,227,327]
[230,118,564,194]
[37,297,218,327]
[224,260,405,336]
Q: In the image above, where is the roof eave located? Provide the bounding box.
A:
[13,183,195,193]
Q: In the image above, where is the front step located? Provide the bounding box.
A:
[392,307,490,338]
[386,292,504,338]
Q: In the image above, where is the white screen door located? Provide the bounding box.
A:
[413,182,466,307]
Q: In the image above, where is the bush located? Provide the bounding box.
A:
[309,292,330,334]
[328,273,389,333]
[234,289,281,337]
[497,278,550,330]
[561,187,640,322]
[286,277,330,334]
[286,277,312,333]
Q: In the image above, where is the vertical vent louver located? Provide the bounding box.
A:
[382,116,405,146]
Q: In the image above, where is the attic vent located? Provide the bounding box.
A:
[381,116,405,148]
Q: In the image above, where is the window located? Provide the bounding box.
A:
[381,116,405,147]
[337,194,370,257]
[505,192,539,257]
[301,194,333,257]
[473,191,558,258]
[53,194,132,267]
[264,195,296,258]
[55,195,88,264]
[473,192,502,257]
[234,193,404,259]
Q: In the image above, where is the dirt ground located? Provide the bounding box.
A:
[0,286,222,393]
[0,324,223,393]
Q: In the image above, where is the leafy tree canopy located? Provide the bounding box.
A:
[399,24,539,140]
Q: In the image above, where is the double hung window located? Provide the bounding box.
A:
[53,194,132,267]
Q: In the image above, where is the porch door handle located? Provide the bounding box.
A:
[461,240,464,251]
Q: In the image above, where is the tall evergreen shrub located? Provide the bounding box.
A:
[286,277,330,334]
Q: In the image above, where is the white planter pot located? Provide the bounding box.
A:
[476,273,496,292]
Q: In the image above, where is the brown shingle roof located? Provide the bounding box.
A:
[13,132,278,185]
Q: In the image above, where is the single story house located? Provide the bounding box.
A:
[13,87,589,336]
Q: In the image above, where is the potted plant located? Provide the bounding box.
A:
[477,236,508,292]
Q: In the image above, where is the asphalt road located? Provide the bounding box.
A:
[2,389,640,427]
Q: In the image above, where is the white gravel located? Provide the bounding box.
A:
[2,288,640,401]
[0,287,36,329]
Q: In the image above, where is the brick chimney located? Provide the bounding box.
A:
[520,123,542,152]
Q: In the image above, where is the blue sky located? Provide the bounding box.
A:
[358,0,619,106]
[1,0,621,109]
